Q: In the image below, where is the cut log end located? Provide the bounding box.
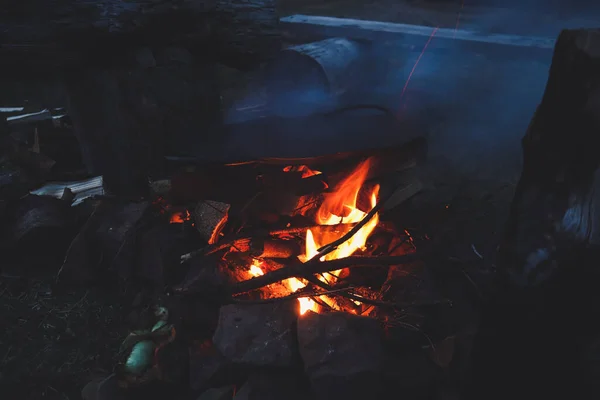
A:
[194,200,231,244]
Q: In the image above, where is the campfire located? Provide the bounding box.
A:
[234,158,382,316]
[0,96,441,400]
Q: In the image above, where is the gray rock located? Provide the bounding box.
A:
[297,312,385,400]
[213,302,297,367]
[197,386,235,400]
[233,371,311,400]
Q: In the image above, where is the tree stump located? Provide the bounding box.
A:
[469,29,600,400]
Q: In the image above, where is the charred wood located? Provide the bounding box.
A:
[230,255,420,295]
[194,200,231,245]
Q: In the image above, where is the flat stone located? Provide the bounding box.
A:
[197,386,235,400]
[212,302,297,368]
[233,370,310,400]
[297,311,385,400]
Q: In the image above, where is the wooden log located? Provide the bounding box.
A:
[194,200,231,244]
[280,15,555,51]
[469,29,600,400]
[0,0,280,73]
[264,38,370,114]
[167,109,426,164]
[65,48,223,197]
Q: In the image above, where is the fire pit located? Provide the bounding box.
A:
[112,142,451,399]
[199,157,414,317]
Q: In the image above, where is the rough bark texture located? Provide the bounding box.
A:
[0,0,280,72]
[469,29,600,400]
[65,47,222,196]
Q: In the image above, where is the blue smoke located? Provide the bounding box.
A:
[226,3,600,178]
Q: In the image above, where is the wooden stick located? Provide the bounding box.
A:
[230,286,354,304]
[312,194,385,259]
[229,254,419,294]
[180,222,358,262]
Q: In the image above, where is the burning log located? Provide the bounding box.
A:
[230,255,419,296]
[470,29,600,400]
[180,222,359,262]
[0,0,280,73]
[194,200,230,244]
[228,237,301,259]
[212,302,298,368]
[298,311,385,400]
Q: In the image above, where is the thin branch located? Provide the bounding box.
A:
[230,286,354,305]
[313,199,384,260]
[180,222,358,262]
[229,254,419,295]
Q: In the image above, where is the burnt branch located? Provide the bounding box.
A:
[180,222,359,262]
[229,255,420,295]
[230,286,355,305]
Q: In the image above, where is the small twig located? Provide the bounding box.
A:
[471,244,484,259]
[230,254,419,295]
[314,198,384,259]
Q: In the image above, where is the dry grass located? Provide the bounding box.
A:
[0,272,128,400]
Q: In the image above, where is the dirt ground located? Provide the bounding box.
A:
[0,1,576,399]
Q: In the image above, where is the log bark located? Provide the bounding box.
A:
[0,0,280,72]
[65,48,223,197]
[469,29,600,400]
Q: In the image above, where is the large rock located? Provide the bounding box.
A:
[212,302,298,368]
[297,311,384,400]
[233,370,310,400]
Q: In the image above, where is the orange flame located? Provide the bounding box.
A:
[247,260,317,315]
[297,158,379,314]
[246,159,380,316]
[170,210,191,224]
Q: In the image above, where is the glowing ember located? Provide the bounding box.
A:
[283,277,316,315]
[283,165,322,179]
[247,260,317,315]
[170,210,191,224]
[248,262,265,278]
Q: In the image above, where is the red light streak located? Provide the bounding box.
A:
[398,26,439,106]
[454,0,465,38]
